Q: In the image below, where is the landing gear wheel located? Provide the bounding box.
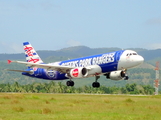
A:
[66,81,70,86]
[92,82,100,88]
[124,76,129,80]
[66,81,75,86]
[70,81,74,86]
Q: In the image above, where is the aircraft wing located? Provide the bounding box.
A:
[8,60,75,73]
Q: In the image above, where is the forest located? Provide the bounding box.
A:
[0,82,156,95]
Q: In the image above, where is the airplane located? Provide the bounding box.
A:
[7,42,144,88]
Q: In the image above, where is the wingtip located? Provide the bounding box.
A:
[7,60,12,64]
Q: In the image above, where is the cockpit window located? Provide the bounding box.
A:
[133,53,137,55]
[126,53,137,56]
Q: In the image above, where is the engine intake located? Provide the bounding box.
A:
[69,67,88,78]
[105,70,126,80]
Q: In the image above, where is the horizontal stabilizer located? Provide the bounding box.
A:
[8,60,12,64]
[6,69,33,73]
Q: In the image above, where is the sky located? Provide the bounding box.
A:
[0,0,161,53]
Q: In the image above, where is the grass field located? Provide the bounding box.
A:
[0,93,161,120]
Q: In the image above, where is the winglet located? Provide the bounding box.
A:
[8,60,12,64]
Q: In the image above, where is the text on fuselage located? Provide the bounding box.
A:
[61,53,115,67]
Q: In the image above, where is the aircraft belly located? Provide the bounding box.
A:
[41,69,67,80]
[23,68,68,80]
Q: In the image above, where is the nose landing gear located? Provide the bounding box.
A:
[124,75,129,80]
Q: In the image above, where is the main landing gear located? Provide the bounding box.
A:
[66,76,101,88]
[66,80,74,87]
[92,76,100,88]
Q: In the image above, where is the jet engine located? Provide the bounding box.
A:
[105,70,126,80]
[68,67,88,78]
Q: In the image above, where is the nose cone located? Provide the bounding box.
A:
[136,55,144,65]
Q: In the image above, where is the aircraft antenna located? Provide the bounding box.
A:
[154,61,160,95]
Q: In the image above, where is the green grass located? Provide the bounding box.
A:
[0,93,161,120]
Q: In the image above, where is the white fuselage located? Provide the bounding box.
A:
[118,50,144,70]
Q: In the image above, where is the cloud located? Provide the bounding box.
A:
[146,18,161,25]
[17,1,59,11]
[147,43,161,49]
[66,40,82,47]
[18,3,34,10]
[41,1,54,11]
[0,42,23,53]
[11,43,24,53]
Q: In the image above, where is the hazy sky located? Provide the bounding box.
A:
[0,0,161,53]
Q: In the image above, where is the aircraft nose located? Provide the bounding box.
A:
[136,55,144,64]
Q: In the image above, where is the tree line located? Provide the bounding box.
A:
[0,82,156,95]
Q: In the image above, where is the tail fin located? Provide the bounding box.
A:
[23,42,43,64]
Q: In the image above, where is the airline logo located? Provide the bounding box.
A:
[24,46,34,57]
[61,52,115,67]
[72,69,79,77]
[24,45,40,63]
[47,70,56,78]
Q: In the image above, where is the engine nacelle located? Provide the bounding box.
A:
[86,65,102,76]
[105,70,126,80]
[68,67,88,78]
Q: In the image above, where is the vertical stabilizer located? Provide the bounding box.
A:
[23,42,43,64]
